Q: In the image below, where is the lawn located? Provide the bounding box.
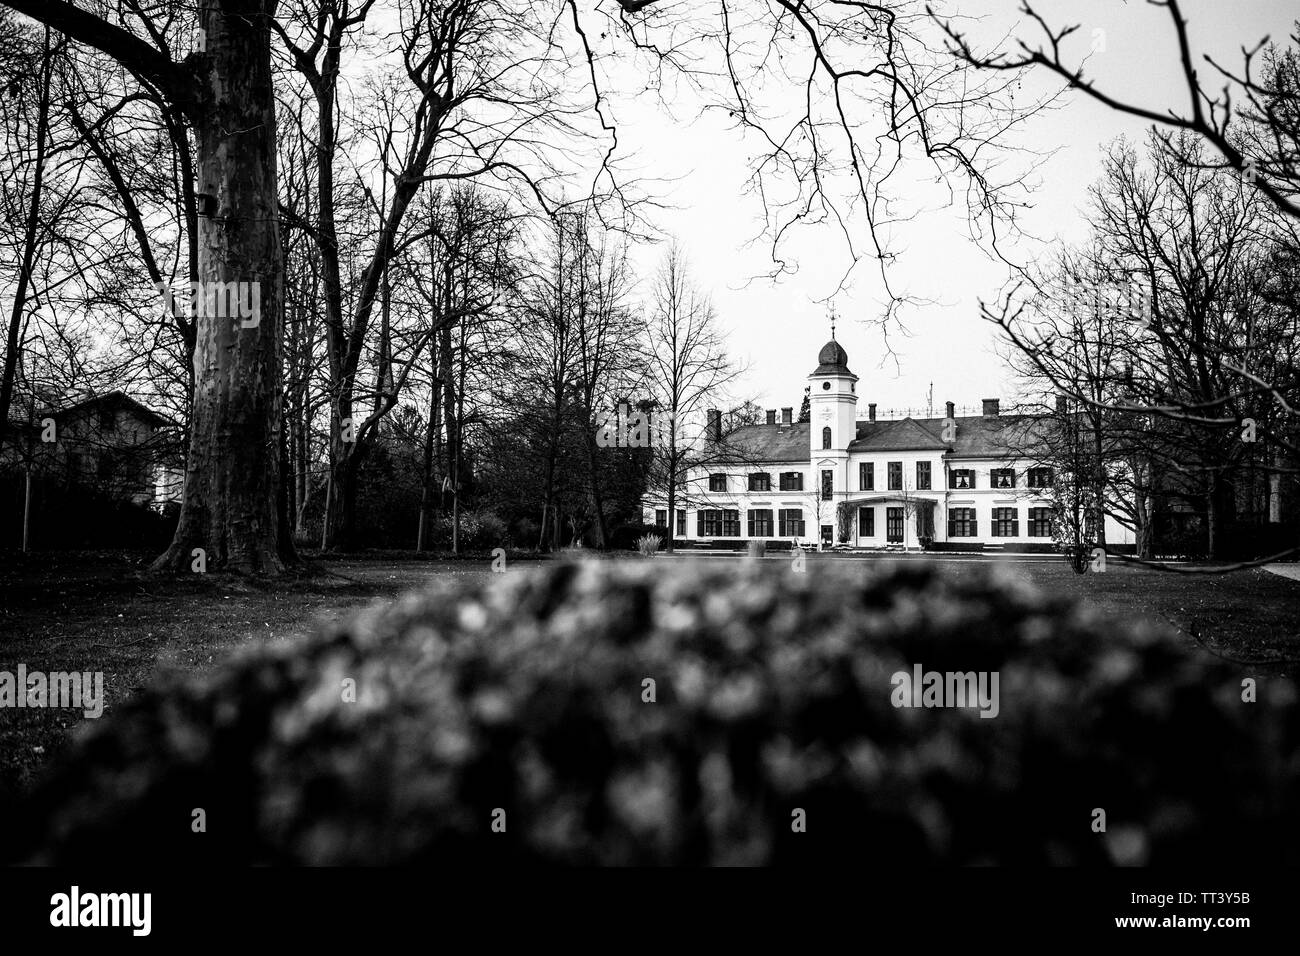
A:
[2,549,1298,809]
[868,555,1300,670]
[0,551,505,802]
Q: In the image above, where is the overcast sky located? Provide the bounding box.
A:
[604,0,1295,418]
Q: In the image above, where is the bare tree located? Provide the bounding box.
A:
[643,242,739,553]
[937,3,1300,223]
[613,0,1047,321]
[0,0,295,572]
[0,0,1044,571]
[570,213,640,549]
[991,132,1296,564]
[416,185,519,552]
[517,213,585,551]
[0,18,56,453]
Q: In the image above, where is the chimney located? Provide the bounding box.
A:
[868,403,877,422]
[707,408,722,442]
[982,398,1000,417]
[781,407,792,425]
[766,409,777,425]
[1056,395,1067,416]
[945,401,955,419]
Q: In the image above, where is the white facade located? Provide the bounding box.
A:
[645,340,1135,551]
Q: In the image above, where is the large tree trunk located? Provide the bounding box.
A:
[151,4,292,573]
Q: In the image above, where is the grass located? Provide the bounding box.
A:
[2,548,1298,808]
[0,550,503,801]
[867,555,1300,670]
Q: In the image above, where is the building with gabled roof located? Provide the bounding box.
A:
[2,391,184,511]
[643,339,1135,551]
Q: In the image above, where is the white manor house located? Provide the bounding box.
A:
[644,338,1134,551]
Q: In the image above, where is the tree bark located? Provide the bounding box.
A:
[151,3,292,573]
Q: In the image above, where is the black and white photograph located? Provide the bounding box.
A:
[0,0,1296,938]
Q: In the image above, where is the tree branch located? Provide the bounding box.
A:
[0,0,199,115]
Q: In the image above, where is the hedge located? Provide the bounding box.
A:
[10,559,1298,865]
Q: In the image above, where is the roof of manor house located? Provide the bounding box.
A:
[850,413,1055,458]
[713,413,1056,465]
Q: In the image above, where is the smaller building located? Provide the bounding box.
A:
[3,391,183,510]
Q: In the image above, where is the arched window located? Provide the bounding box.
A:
[822,427,832,449]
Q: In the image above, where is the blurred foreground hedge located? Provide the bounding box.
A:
[12,560,1299,865]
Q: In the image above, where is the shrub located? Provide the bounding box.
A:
[609,522,666,551]
[1218,520,1298,561]
[439,510,509,552]
[636,534,662,556]
[10,561,1299,865]
[513,517,540,548]
[0,471,178,551]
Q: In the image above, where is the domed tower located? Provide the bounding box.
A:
[809,337,858,454]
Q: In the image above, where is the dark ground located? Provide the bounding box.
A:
[2,549,1298,805]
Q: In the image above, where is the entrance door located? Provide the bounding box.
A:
[886,507,904,543]
[820,525,833,547]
